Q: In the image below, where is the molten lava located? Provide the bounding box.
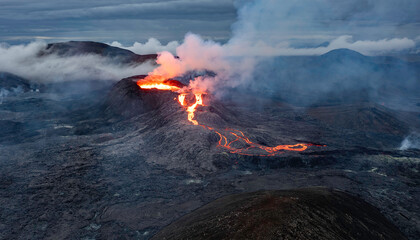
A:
[178,93,204,125]
[137,75,181,91]
[137,75,320,156]
[139,83,180,91]
[214,129,317,156]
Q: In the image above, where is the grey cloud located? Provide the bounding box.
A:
[1,0,419,51]
[2,0,236,21]
[0,0,236,44]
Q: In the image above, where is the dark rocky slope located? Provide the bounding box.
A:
[152,188,406,240]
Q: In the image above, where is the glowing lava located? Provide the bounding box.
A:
[214,129,317,156]
[137,75,181,91]
[137,75,320,156]
[139,83,180,91]
[178,93,204,125]
[178,94,186,106]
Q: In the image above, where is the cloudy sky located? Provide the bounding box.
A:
[0,0,419,53]
[0,0,236,44]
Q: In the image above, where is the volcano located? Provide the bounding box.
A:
[103,75,328,172]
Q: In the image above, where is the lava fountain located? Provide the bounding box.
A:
[137,75,319,156]
[137,75,182,91]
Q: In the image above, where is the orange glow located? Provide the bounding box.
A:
[138,75,322,156]
[177,93,204,125]
[214,129,316,156]
[139,83,180,91]
[178,93,186,106]
[137,75,181,91]
[186,94,204,125]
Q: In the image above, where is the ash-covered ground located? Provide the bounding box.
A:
[0,43,419,239]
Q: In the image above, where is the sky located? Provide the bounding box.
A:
[0,0,236,44]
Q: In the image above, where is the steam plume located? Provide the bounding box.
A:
[0,42,154,83]
[400,133,420,150]
[147,0,418,99]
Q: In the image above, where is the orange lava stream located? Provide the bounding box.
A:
[178,93,203,125]
[137,75,319,156]
[214,129,315,156]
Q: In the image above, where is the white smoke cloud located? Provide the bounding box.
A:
[223,0,418,56]
[0,41,154,83]
[400,133,420,150]
[144,33,415,95]
[146,0,417,95]
[110,38,179,55]
[230,0,419,47]
[149,33,256,94]
[225,35,416,56]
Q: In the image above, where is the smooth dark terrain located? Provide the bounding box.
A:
[152,188,406,240]
[0,42,419,239]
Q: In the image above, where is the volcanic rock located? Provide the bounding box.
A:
[104,76,180,117]
[152,187,407,240]
[307,103,409,135]
[105,75,247,125]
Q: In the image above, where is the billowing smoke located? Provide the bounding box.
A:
[228,0,418,55]
[400,133,420,150]
[148,34,256,95]
[0,41,154,83]
[149,34,417,95]
[148,0,419,105]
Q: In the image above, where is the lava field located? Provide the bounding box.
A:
[0,42,419,239]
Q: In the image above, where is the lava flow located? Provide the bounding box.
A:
[178,93,203,125]
[137,76,318,156]
[214,129,315,156]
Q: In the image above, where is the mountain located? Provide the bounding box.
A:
[320,48,368,62]
[40,41,157,64]
[307,103,409,135]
